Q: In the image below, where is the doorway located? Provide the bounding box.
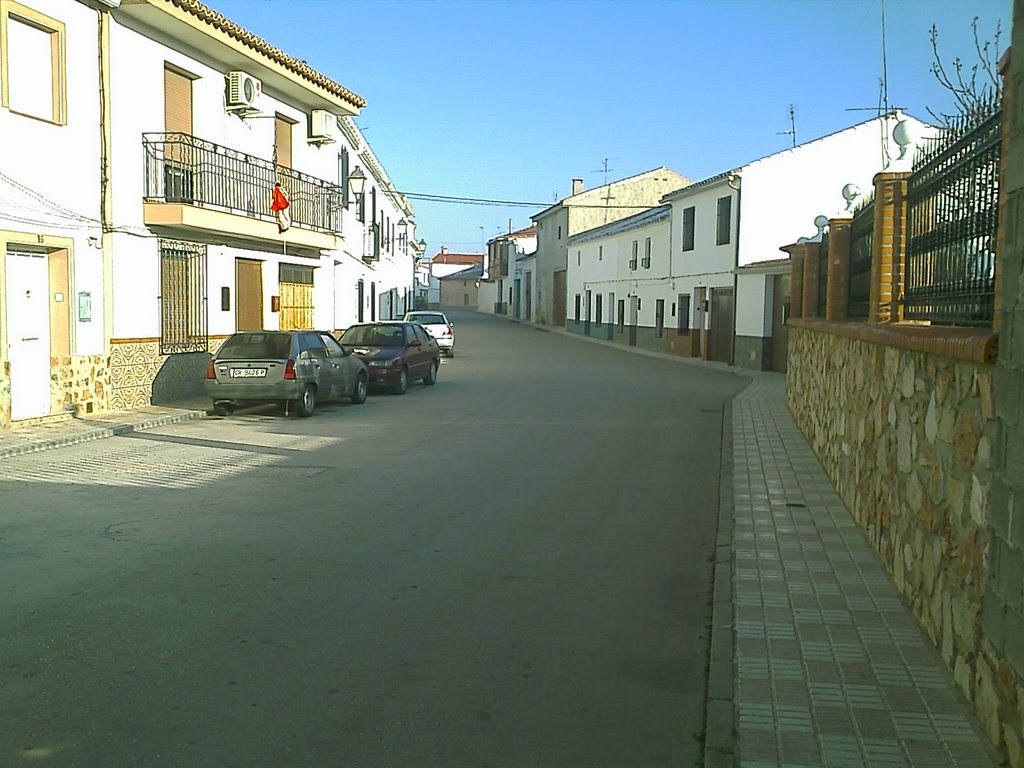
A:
[6,250,51,420]
[235,258,263,330]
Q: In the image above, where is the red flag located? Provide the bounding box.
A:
[271,183,290,233]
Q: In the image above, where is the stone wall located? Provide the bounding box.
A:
[53,355,109,417]
[787,322,1022,764]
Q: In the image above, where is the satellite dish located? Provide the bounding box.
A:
[796,237,809,244]
[893,120,915,159]
[842,183,861,203]
[814,214,829,230]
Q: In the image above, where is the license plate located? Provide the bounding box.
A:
[230,368,266,378]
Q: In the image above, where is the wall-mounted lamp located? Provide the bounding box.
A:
[397,218,408,247]
[348,166,367,200]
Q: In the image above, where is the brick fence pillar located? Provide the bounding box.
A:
[826,218,852,321]
[869,171,911,323]
[786,247,804,321]
[802,241,820,318]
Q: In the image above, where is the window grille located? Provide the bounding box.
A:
[159,239,208,354]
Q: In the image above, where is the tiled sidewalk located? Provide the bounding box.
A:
[727,375,999,767]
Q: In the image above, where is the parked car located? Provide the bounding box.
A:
[204,330,368,417]
[402,311,455,357]
[338,322,440,394]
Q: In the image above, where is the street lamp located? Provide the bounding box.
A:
[348,166,366,200]
[397,218,408,247]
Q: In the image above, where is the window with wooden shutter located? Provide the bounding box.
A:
[274,115,293,168]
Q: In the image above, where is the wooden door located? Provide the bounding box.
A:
[709,287,734,365]
[235,258,263,331]
[553,269,566,327]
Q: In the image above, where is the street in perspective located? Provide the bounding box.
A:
[0,311,746,767]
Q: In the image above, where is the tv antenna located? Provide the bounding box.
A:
[776,104,796,147]
[591,158,615,186]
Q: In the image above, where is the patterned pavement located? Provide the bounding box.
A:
[723,375,999,767]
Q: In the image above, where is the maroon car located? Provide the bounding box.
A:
[338,322,440,394]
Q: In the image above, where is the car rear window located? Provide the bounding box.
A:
[408,313,446,324]
[340,325,405,347]
[218,332,292,360]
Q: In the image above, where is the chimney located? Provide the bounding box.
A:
[571,178,584,196]
[441,245,448,255]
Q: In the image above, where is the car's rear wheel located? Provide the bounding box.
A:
[447,349,454,358]
[213,400,234,417]
[423,360,438,385]
[351,373,368,404]
[296,385,316,417]
[393,367,409,395]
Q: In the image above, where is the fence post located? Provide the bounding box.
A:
[869,171,911,323]
[783,245,805,320]
[826,218,852,321]
[802,241,820,318]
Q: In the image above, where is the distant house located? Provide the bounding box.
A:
[665,110,934,369]
[480,225,537,315]
[428,247,482,308]
[561,111,934,369]
[439,264,484,308]
[529,168,692,327]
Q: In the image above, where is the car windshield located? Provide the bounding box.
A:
[340,325,405,347]
[408,313,446,324]
[217,332,292,360]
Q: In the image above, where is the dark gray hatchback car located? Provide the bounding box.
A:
[204,330,368,417]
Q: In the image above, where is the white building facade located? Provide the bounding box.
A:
[0,0,110,425]
[0,0,418,423]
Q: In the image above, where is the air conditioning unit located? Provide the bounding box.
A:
[225,71,261,113]
[308,109,336,145]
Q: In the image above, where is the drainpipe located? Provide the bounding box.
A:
[728,172,741,367]
[97,7,114,356]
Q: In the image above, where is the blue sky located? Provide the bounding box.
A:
[212,0,1011,255]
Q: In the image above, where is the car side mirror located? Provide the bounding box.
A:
[408,339,421,348]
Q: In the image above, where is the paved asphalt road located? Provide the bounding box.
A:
[0,310,747,768]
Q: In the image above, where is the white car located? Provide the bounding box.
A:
[403,311,455,357]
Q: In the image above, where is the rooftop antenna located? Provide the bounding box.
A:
[591,158,615,186]
[843,0,904,167]
[776,104,796,147]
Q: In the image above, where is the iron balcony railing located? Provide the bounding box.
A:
[143,132,345,235]
[903,106,1001,327]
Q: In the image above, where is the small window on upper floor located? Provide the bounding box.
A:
[682,206,695,251]
[577,250,581,266]
[558,225,563,240]
[717,196,732,246]
[3,2,66,124]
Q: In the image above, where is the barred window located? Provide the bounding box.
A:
[159,240,207,354]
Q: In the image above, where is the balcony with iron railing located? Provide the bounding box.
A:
[142,132,346,251]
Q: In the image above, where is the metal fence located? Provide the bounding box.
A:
[903,105,1001,327]
[848,196,875,320]
[143,133,345,234]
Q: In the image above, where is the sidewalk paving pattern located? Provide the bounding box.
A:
[0,364,1003,766]
[728,376,999,767]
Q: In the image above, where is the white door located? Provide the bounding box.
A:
[6,251,51,420]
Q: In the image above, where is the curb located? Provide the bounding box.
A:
[0,408,209,460]
[704,396,738,768]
